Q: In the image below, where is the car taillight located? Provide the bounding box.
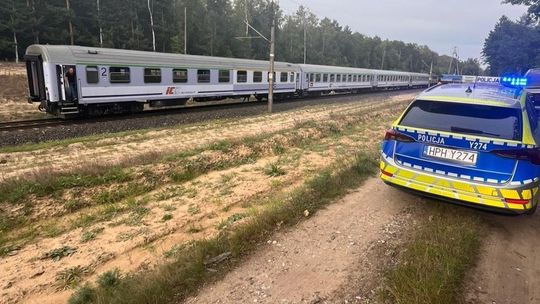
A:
[492,148,540,165]
[384,129,415,142]
[381,169,393,177]
[505,198,530,205]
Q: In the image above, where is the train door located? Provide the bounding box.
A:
[57,65,78,103]
[25,55,46,102]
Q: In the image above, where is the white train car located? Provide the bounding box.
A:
[297,64,429,95]
[25,44,430,117]
[409,72,431,87]
[25,45,298,116]
[298,64,375,95]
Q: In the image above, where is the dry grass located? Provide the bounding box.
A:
[0,69,49,120]
[0,94,416,304]
[68,152,378,304]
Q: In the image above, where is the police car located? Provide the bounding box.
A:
[380,70,540,214]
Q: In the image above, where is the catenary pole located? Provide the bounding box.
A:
[184,6,187,54]
[268,0,275,113]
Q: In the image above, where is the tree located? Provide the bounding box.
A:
[504,0,540,21]
[483,16,540,75]
[461,58,483,75]
[0,0,479,76]
[0,0,30,62]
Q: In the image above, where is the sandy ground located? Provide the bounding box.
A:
[0,94,415,304]
[0,65,47,121]
[185,178,421,304]
[465,212,540,304]
[0,63,26,76]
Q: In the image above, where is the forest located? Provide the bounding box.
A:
[1,0,483,75]
[483,0,540,75]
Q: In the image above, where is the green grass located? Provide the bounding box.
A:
[80,227,105,243]
[68,151,377,304]
[264,162,286,177]
[92,182,150,205]
[161,213,173,222]
[96,269,121,289]
[380,205,483,304]
[55,266,89,290]
[0,167,132,204]
[44,246,78,261]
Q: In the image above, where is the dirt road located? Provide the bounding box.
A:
[185,178,423,304]
[466,211,540,304]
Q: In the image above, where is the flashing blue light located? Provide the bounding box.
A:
[500,76,528,88]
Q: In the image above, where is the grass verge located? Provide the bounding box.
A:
[68,152,378,304]
[380,204,484,304]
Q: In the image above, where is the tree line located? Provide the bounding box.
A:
[0,0,481,75]
[483,0,540,75]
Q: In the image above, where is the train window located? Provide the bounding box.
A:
[109,67,130,83]
[308,73,314,82]
[254,71,263,83]
[237,71,247,83]
[219,70,231,83]
[290,72,295,82]
[315,74,321,82]
[323,74,328,82]
[330,74,335,82]
[197,69,211,83]
[144,68,161,83]
[348,75,352,82]
[173,69,188,83]
[337,75,342,82]
[354,75,358,82]
[86,66,99,84]
[280,72,288,82]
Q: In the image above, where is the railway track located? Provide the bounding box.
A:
[0,89,422,147]
[0,118,65,132]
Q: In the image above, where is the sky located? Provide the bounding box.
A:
[278,0,528,61]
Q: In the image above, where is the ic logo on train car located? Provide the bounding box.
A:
[165,87,176,95]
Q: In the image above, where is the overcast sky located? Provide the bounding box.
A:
[278,0,527,61]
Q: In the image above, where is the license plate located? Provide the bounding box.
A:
[424,146,478,165]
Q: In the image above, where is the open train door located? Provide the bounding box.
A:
[55,65,80,116]
[25,55,46,103]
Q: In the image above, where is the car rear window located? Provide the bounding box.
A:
[399,100,522,141]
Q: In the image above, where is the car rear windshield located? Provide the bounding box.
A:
[399,100,522,141]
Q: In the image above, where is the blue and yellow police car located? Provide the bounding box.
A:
[380,71,540,214]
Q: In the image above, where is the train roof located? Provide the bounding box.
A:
[298,64,429,76]
[25,44,430,77]
[25,45,298,72]
[298,64,374,74]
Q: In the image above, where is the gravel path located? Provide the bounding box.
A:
[0,90,420,147]
[465,210,540,304]
[184,178,420,304]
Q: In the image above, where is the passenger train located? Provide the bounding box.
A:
[24,45,431,117]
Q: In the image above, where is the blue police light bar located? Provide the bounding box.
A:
[501,76,528,87]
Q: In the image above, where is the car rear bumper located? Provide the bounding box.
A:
[380,155,538,214]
